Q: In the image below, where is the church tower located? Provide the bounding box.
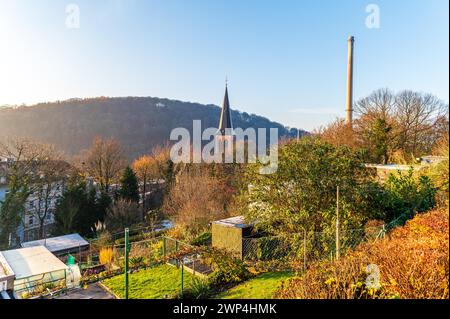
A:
[218,82,234,137]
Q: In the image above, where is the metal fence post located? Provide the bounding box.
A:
[335,185,340,260]
[180,259,184,298]
[162,237,166,259]
[303,229,307,273]
[124,228,129,299]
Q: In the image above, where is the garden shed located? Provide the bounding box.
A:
[21,233,89,256]
[211,216,253,259]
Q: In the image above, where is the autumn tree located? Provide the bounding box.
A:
[81,137,126,193]
[150,143,177,185]
[132,155,154,214]
[317,118,358,149]
[163,166,233,240]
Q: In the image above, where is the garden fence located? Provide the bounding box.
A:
[241,224,387,271]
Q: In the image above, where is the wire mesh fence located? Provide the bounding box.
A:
[241,224,387,270]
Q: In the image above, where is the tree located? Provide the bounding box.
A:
[369,118,392,164]
[394,90,448,157]
[81,137,125,193]
[239,137,375,236]
[0,190,27,249]
[53,180,87,236]
[317,118,358,149]
[105,199,140,232]
[163,166,235,240]
[119,166,139,203]
[132,155,153,214]
[30,159,70,239]
[0,137,63,246]
[354,88,449,163]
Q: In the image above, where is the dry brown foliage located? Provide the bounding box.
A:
[277,208,449,299]
[316,118,358,149]
[163,167,234,240]
[80,137,126,192]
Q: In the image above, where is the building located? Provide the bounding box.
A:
[0,251,15,299]
[21,233,90,256]
[217,82,234,137]
[0,246,81,298]
[211,216,253,259]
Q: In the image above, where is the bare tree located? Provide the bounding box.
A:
[0,137,67,244]
[353,89,448,163]
[81,137,126,193]
[29,158,70,239]
[163,167,232,239]
[394,90,448,156]
[105,199,140,232]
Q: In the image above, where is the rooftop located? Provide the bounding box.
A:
[1,246,67,280]
[21,233,89,254]
[212,216,252,229]
[0,252,15,278]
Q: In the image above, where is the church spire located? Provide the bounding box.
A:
[218,81,233,135]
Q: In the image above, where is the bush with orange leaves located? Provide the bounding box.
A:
[277,208,449,299]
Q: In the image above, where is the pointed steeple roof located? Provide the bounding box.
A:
[218,83,233,135]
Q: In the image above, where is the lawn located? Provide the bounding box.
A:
[102,264,195,299]
[216,271,295,299]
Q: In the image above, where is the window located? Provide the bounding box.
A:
[29,216,34,226]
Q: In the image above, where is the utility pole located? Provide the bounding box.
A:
[335,186,340,260]
[124,228,129,299]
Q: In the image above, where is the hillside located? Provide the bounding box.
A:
[277,208,449,299]
[0,97,305,159]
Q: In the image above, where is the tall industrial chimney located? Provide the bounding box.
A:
[346,36,354,127]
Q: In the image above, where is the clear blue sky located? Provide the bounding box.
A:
[0,0,448,131]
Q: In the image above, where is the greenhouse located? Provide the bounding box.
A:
[0,246,78,298]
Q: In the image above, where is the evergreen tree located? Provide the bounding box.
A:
[54,181,112,237]
[53,182,87,236]
[119,166,139,203]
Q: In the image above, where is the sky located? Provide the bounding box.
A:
[0,0,448,131]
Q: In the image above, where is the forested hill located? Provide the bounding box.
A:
[0,97,306,159]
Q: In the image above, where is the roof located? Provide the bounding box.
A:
[1,246,67,279]
[365,164,416,171]
[21,233,89,254]
[0,252,15,279]
[218,85,234,135]
[212,216,252,229]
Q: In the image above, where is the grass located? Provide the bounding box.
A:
[216,271,295,299]
[102,264,195,299]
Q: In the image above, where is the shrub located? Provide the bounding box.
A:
[277,208,449,299]
[99,247,114,270]
[180,277,214,299]
[383,169,436,220]
[201,248,251,286]
[130,256,145,268]
[191,232,212,246]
